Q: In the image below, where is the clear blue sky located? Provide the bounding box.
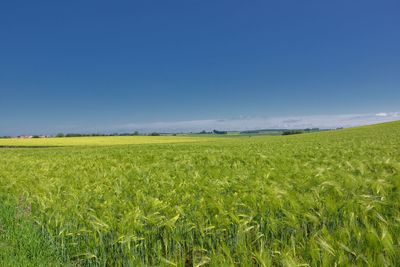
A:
[1,0,399,135]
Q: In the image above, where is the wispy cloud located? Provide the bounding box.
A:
[115,112,400,133]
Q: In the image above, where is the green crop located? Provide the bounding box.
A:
[0,121,399,266]
[0,135,221,147]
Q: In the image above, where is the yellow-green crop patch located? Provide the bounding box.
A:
[0,121,399,266]
[0,135,222,147]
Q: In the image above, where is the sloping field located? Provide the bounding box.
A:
[0,121,399,266]
[0,135,221,147]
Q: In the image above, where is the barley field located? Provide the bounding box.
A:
[0,121,399,266]
[0,135,220,147]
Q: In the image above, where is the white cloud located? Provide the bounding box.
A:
[115,112,399,133]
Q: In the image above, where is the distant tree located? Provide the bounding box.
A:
[132,131,139,136]
[65,133,82,137]
[90,133,104,136]
[149,132,160,136]
[282,130,303,136]
[56,133,65,138]
[32,135,40,138]
[213,129,227,135]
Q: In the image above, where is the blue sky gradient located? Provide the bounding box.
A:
[1,1,399,135]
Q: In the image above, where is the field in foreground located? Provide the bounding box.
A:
[0,121,399,266]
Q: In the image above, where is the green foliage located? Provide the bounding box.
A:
[0,121,399,266]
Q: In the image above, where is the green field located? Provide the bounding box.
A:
[1,121,399,266]
[0,135,221,147]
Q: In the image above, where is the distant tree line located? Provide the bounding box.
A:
[193,130,227,135]
[282,130,304,135]
[303,128,320,132]
[2,131,168,138]
[56,131,141,138]
[281,128,321,136]
[198,130,212,134]
[53,131,170,137]
[213,130,227,134]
